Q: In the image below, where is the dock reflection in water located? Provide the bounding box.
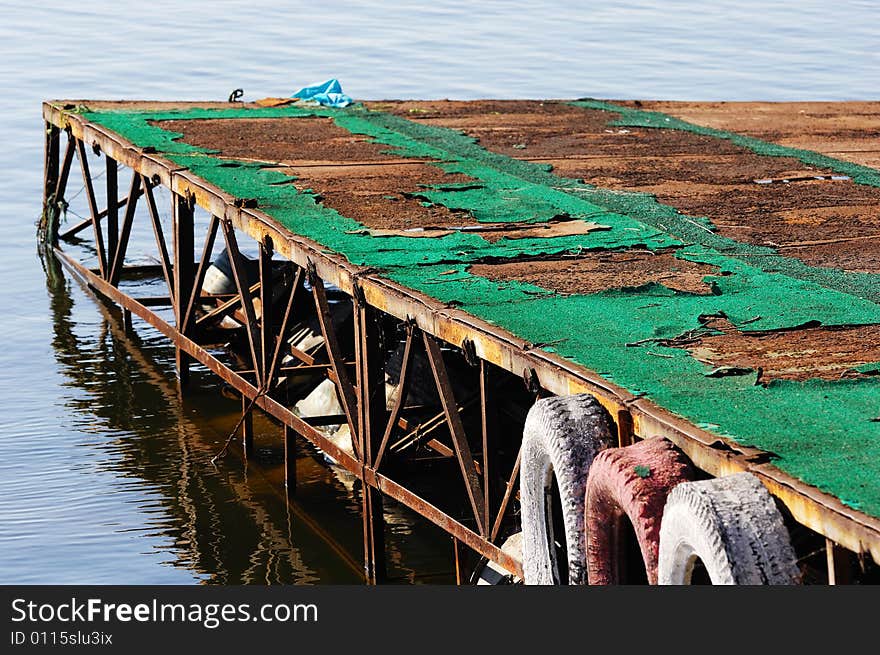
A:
[43,252,454,584]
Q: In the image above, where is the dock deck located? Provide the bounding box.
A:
[41,98,880,577]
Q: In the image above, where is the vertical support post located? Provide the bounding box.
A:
[43,123,60,218]
[173,192,194,387]
[241,394,254,459]
[311,268,358,451]
[355,295,387,584]
[267,265,303,404]
[480,360,494,537]
[123,309,133,334]
[826,539,851,585]
[222,221,262,387]
[259,238,274,384]
[180,215,219,334]
[144,176,175,304]
[616,409,634,448]
[105,156,119,271]
[49,135,76,246]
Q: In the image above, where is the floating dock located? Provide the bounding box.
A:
[40,97,880,584]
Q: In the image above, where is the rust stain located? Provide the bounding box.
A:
[683,318,880,382]
[469,249,720,295]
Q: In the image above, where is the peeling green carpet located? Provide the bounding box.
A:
[77,101,880,518]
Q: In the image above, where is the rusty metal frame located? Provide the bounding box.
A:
[41,102,880,577]
[105,155,118,268]
[75,138,108,278]
[309,265,360,454]
[142,175,175,304]
[353,296,388,583]
[59,186,145,241]
[423,332,487,537]
[373,321,414,471]
[108,171,141,285]
[270,265,305,393]
[220,219,263,387]
[180,213,219,334]
[195,279,260,329]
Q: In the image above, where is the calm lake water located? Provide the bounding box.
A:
[0,0,877,584]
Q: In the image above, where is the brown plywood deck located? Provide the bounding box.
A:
[629,100,880,169]
[366,99,880,273]
[468,250,720,296]
[680,318,880,383]
[156,116,479,231]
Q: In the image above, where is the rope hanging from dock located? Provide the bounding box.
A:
[210,386,269,465]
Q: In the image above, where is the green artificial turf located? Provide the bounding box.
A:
[78,100,880,517]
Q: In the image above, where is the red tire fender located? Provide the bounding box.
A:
[585,438,695,584]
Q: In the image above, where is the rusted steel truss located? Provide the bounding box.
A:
[40,107,880,581]
[43,122,525,581]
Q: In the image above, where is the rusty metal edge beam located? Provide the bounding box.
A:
[53,244,523,578]
[43,103,179,188]
[59,261,367,581]
[44,102,880,564]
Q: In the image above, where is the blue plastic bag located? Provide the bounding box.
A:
[291,79,353,108]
